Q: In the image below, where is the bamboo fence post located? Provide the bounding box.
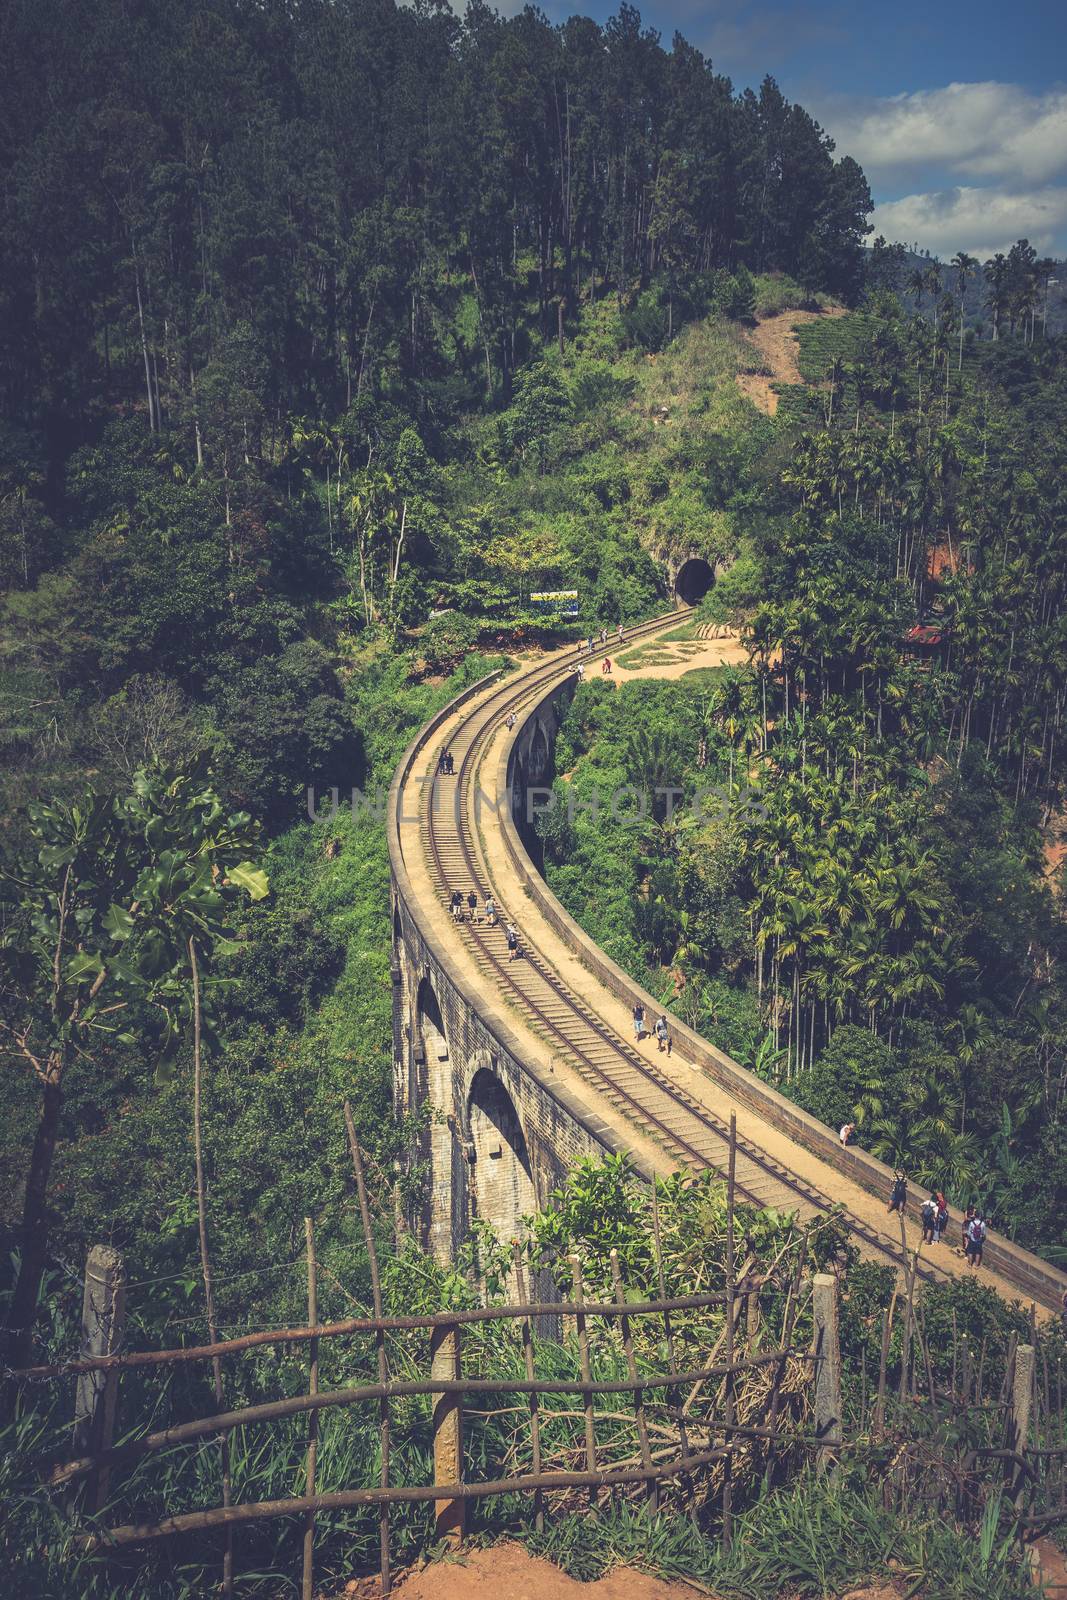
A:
[569,1255,597,1503]
[609,1249,656,1507]
[873,1294,894,1436]
[430,1322,464,1542]
[512,1243,544,1533]
[1001,1333,1018,1407]
[190,937,233,1598]
[1010,1344,1036,1509]
[652,1183,694,1511]
[766,1247,805,1486]
[71,1245,126,1517]
[344,1103,393,1592]
[723,1112,736,1547]
[1058,1357,1064,1508]
[895,1211,918,1405]
[957,1331,972,1522]
[301,1219,318,1600]
[860,1348,867,1432]
[917,1302,936,1407]
[812,1273,842,1479]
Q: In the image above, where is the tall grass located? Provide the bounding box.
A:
[522,1471,1035,1599]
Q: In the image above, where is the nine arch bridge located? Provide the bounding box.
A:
[387,612,1067,1315]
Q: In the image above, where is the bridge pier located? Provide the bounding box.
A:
[391,887,610,1279]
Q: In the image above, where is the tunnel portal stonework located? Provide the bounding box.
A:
[390,675,612,1268]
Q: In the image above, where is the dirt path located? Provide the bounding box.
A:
[737,307,845,416]
[334,1541,906,1600]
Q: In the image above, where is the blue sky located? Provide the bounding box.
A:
[509,0,1067,259]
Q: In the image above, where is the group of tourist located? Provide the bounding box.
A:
[574,624,624,681]
[885,1171,989,1267]
[631,1002,674,1056]
[448,889,520,960]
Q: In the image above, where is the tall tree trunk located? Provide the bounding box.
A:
[133,255,156,432]
[4,1071,63,1380]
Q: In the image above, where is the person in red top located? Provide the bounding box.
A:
[933,1192,948,1243]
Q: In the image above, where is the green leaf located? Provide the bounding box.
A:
[226,862,269,901]
[103,903,136,942]
[108,957,143,984]
[66,950,104,981]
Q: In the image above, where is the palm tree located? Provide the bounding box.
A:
[825,356,845,426]
[950,251,977,369]
[906,266,926,316]
[852,361,869,434]
[1035,258,1059,338]
[925,262,943,331]
[983,253,1008,340]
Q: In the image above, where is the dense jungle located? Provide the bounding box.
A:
[1,0,1066,1593]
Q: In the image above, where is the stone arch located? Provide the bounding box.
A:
[511,754,528,821]
[528,723,550,783]
[416,976,448,1066]
[676,556,714,604]
[466,1067,536,1250]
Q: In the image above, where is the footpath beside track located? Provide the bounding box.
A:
[391,614,1067,1315]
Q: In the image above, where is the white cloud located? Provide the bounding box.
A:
[823,82,1067,187]
[871,185,1067,260]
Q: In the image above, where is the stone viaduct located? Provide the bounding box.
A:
[386,630,1067,1316]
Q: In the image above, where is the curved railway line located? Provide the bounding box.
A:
[394,611,1067,1313]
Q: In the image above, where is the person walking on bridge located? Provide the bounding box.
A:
[934,1191,948,1244]
[485,894,497,927]
[958,1202,976,1255]
[467,890,479,923]
[654,1014,669,1052]
[965,1213,986,1268]
[506,922,519,961]
[633,1002,645,1042]
[888,1171,907,1215]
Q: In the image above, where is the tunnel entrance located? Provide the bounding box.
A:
[676,557,714,604]
[467,1069,536,1250]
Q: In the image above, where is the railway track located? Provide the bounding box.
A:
[395,613,1066,1310]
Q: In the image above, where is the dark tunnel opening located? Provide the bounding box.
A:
[675,557,714,605]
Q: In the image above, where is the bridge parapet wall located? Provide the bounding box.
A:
[388,672,618,1271]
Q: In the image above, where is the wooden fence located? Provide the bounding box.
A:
[7,1105,1067,1598]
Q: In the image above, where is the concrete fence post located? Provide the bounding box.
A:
[72,1245,126,1515]
[431,1321,464,1543]
[812,1272,842,1479]
[1008,1342,1035,1507]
